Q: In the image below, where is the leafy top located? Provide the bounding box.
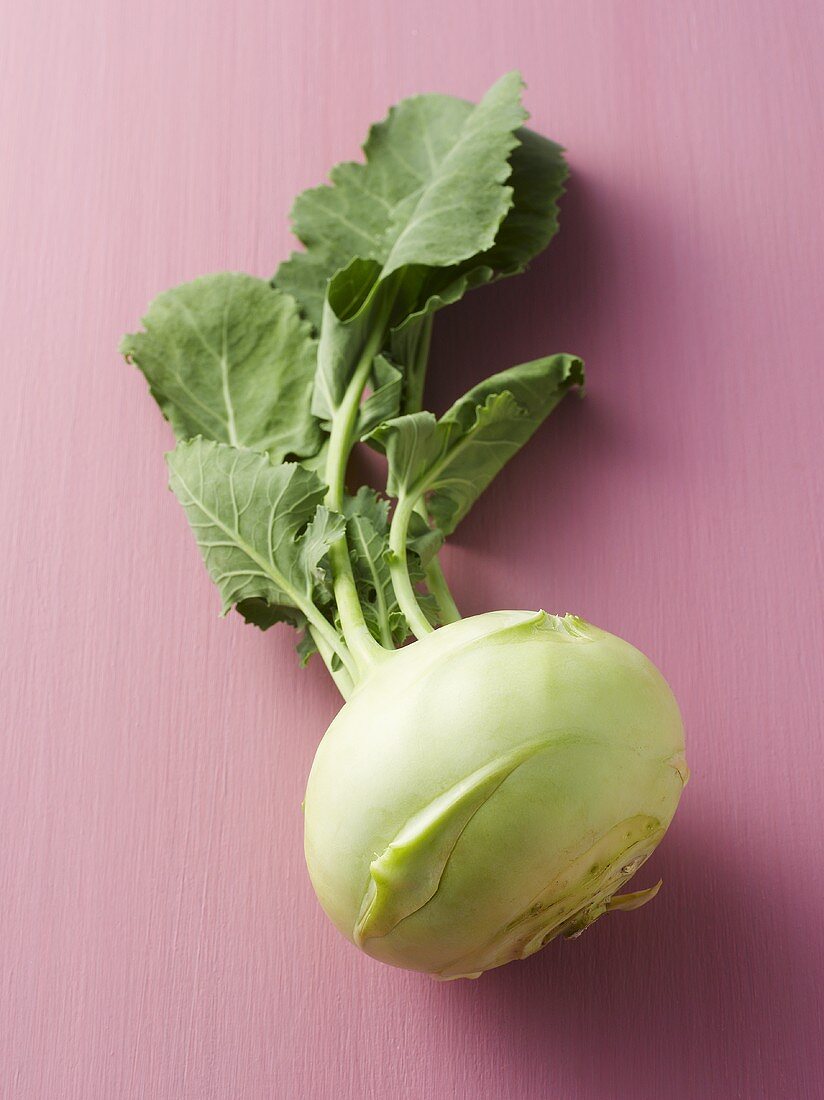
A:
[121,73,582,693]
[274,72,567,330]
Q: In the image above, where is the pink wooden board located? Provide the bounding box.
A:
[2,1,823,1096]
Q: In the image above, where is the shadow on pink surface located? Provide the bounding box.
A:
[410,168,696,622]
[441,828,819,1099]
[425,167,621,410]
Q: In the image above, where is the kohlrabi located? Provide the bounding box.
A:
[122,72,688,979]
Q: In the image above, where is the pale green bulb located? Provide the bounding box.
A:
[304,611,688,979]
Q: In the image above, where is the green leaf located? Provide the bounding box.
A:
[296,629,320,668]
[475,127,568,275]
[381,130,568,413]
[389,129,569,341]
[238,599,337,668]
[386,312,433,415]
[167,438,345,624]
[311,259,386,424]
[274,72,529,326]
[271,252,331,334]
[121,273,322,462]
[370,354,584,534]
[277,73,569,443]
[377,72,526,277]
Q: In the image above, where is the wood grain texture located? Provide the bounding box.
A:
[2,1,823,1097]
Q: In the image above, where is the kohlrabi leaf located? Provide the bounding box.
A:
[167,438,344,625]
[121,274,322,462]
[238,598,340,669]
[387,314,433,416]
[311,258,386,424]
[124,72,582,695]
[472,127,568,276]
[235,597,299,632]
[376,72,525,278]
[379,131,567,414]
[370,354,584,534]
[274,72,528,326]
[284,73,570,442]
[385,129,568,393]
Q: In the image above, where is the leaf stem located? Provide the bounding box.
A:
[324,336,392,676]
[170,450,356,681]
[402,313,433,416]
[329,539,388,673]
[324,349,373,509]
[401,315,461,625]
[388,494,435,640]
[410,497,460,623]
[424,556,461,624]
[308,624,354,699]
[305,607,358,682]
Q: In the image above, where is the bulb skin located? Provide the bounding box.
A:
[303,611,688,979]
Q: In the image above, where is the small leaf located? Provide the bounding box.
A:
[370,354,584,533]
[121,274,322,462]
[167,439,345,628]
[296,629,319,667]
[370,410,441,496]
[236,599,303,632]
[237,603,328,667]
[343,490,397,648]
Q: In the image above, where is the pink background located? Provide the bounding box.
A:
[2,1,823,1097]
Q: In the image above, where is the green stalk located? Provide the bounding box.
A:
[303,606,358,684]
[328,539,386,675]
[402,315,461,626]
[423,556,461,624]
[324,336,392,678]
[388,494,435,641]
[401,313,433,416]
[307,625,354,699]
[412,497,461,624]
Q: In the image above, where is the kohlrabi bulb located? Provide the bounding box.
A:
[303,610,688,979]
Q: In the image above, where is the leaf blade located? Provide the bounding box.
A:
[370,354,584,533]
[122,274,322,462]
[273,73,537,326]
[167,439,344,624]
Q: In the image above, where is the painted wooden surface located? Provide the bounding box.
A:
[2,1,823,1097]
